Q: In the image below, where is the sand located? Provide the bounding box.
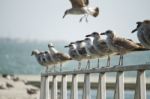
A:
[0,75,40,99]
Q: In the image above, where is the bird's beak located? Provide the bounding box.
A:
[64,45,69,48]
[132,21,142,33]
[31,52,34,56]
[85,34,92,37]
[100,32,106,35]
[79,40,84,42]
[131,28,137,33]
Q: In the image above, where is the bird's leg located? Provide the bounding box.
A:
[86,60,90,69]
[106,55,110,67]
[118,55,122,65]
[85,14,89,22]
[60,63,62,72]
[121,55,124,66]
[97,58,100,68]
[78,61,81,70]
[46,67,49,73]
[79,14,86,22]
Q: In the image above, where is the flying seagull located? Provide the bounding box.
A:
[63,0,99,22]
[131,20,150,49]
[101,30,148,66]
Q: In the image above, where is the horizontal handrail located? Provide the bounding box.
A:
[41,64,150,76]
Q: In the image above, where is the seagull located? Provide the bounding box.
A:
[131,20,150,49]
[48,43,60,71]
[54,53,72,71]
[75,40,91,69]
[48,43,71,71]
[83,38,101,68]
[63,0,99,22]
[44,50,58,72]
[86,32,114,67]
[65,42,83,70]
[101,30,147,66]
[83,38,99,57]
[31,49,49,72]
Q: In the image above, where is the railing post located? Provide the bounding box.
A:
[114,71,124,99]
[70,74,78,99]
[82,73,90,99]
[134,70,146,99]
[61,75,67,99]
[96,72,106,99]
[51,75,57,99]
[40,75,50,99]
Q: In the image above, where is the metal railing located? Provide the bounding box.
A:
[40,64,150,99]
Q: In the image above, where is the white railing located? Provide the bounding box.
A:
[40,64,150,99]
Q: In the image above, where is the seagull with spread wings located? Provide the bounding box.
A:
[63,0,99,22]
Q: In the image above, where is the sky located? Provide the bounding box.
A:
[0,0,150,42]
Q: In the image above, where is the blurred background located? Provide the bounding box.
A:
[0,0,150,74]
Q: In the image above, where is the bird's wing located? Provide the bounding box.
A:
[69,0,89,8]
[113,38,139,50]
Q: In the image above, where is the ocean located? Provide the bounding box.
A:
[0,38,150,76]
[0,38,150,98]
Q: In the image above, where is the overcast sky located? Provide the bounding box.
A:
[0,0,150,41]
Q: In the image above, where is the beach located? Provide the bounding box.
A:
[0,75,40,99]
[0,74,150,99]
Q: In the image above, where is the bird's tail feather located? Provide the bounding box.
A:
[132,47,150,51]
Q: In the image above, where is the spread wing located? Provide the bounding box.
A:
[69,0,89,8]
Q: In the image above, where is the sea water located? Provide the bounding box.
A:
[0,38,150,98]
[0,38,150,76]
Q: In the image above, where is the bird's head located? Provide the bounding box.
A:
[86,32,100,39]
[31,49,40,56]
[84,38,91,42]
[45,51,49,54]
[131,21,142,33]
[65,42,75,48]
[101,30,114,38]
[48,42,54,48]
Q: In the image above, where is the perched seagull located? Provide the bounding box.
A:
[86,32,114,67]
[65,42,82,70]
[131,20,150,49]
[101,30,147,66]
[54,53,72,71]
[63,0,99,22]
[75,40,91,69]
[48,43,60,71]
[44,50,57,72]
[31,50,49,72]
[48,43,71,71]
[83,38,101,67]
[83,38,99,57]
